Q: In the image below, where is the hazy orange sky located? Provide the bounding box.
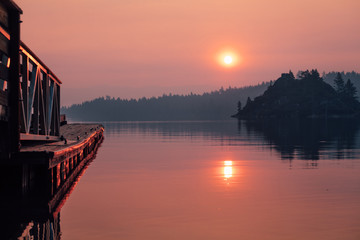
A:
[16,0,360,106]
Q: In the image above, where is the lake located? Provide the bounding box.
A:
[4,120,360,239]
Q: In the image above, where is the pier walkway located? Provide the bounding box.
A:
[0,2,105,234]
[16,124,104,166]
[0,0,104,164]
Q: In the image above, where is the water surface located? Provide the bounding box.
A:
[59,120,360,239]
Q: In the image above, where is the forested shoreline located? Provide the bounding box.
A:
[61,71,360,121]
[61,83,269,121]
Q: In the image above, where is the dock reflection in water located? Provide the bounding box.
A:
[0,141,102,240]
[3,121,359,239]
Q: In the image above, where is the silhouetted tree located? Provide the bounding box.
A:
[297,70,310,79]
[288,70,295,80]
[297,69,321,81]
[344,79,357,99]
[311,69,320,80]
[237,101,242,112]
[334,72,345,94]
[246,97,252,105]
[323,71,360,99]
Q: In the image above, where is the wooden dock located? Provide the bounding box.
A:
[0,124,104,239]
[0,2,106,238]
[14,123,104,167]
[1,123,104,208]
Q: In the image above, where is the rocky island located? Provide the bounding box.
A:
[232,70,360,119]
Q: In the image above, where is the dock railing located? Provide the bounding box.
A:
[0,0,61,156]
[18,42,61,141]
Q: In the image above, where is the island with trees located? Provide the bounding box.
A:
[232,70,360,119]
[61,70,360,121]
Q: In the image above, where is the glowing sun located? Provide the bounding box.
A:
[224,56,233,64]
[217,50,240,68]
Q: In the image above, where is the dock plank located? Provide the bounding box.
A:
[11,123,104,168]
[20,124,103,153]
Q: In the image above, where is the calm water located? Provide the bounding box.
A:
[3,120,360,239]
[58,120,360,240]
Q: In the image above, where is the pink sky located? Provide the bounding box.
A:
[16,0,360,106]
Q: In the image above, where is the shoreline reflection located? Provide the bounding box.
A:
[104,119,360,161]
[242,119,360,160]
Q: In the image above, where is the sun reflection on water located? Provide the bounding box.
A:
[224,161,233,180]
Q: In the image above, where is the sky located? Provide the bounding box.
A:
[16,0,360,106]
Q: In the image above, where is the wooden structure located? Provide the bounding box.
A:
[0,126,103,239]
[0,2,105,238]
[0,2,105,227]
[0,4,105,239]
[7,123,104,198]
[15,124,104,170]
[0,0,62,158]
[18,42,62,141]
[0,0,22,154]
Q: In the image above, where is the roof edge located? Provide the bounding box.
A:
[1,0,23,14]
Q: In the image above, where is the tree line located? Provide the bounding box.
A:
[61,83,269,121]
[62,71,359,121]
[323,71,360,97]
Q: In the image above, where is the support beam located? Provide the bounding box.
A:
[7,7,20,153]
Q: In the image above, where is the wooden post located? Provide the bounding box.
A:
[8,7,21,153]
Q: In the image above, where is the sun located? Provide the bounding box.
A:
[217,50,240,68]
[224,56,233,64]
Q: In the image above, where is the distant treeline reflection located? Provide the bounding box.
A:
[104,120,360,161]
[243,119,360,160]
